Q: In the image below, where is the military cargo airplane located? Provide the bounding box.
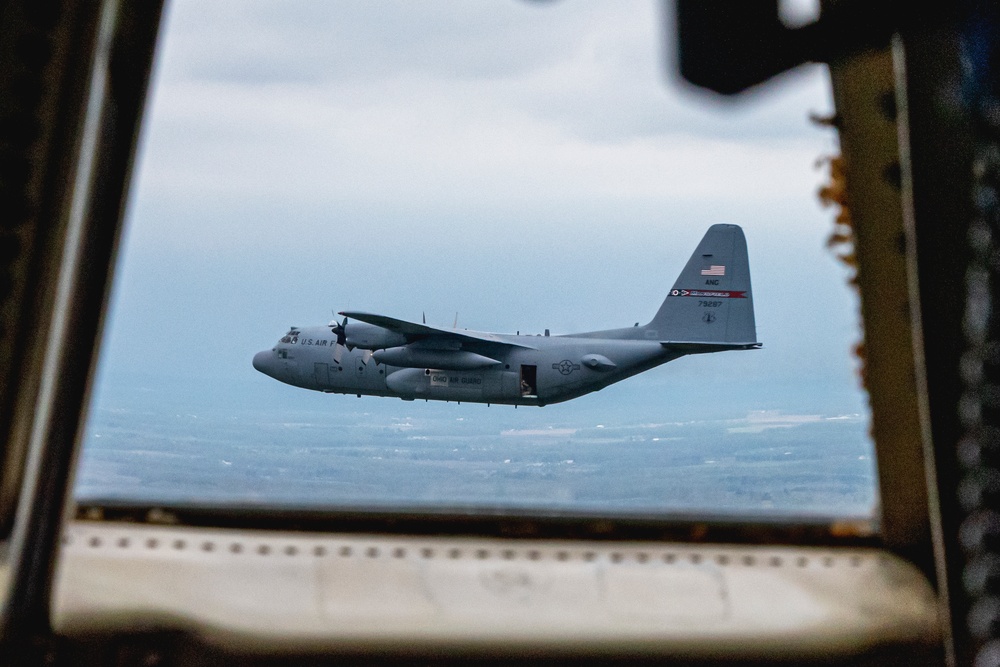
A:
[252,224,760,406]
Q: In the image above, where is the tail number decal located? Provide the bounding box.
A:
[670,289,746,299]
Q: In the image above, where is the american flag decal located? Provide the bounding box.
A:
[701,265,726,276]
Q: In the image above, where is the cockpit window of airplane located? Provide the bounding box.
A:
[75,1,877,525]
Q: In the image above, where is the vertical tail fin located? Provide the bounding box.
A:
[647,224,757,345]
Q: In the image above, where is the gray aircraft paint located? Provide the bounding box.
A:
[252,225,760,407]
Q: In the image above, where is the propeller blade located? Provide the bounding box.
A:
[361,349,372,365]
[333,343,344,364]
[453,312,458,329]
[329,314,348,347]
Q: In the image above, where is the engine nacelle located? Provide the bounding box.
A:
[343,322,407,350]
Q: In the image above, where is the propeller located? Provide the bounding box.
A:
[329,312,348,364]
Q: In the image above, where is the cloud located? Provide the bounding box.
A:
[139,78,828,203]
[137,0,836,227]
[159,2,634,85]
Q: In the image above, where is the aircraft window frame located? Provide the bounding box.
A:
[0,1,966,661]
[71,500,880,546]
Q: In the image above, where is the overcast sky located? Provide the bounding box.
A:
[93,0,865,423]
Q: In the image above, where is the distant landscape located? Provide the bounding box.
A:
[75,372,877,519]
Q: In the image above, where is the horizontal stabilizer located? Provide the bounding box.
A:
[660,341,762,354]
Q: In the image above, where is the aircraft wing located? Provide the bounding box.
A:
[339,311,537,349]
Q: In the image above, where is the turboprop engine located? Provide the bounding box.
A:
[343,322,407,351]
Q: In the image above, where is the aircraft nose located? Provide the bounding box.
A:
[252,350,273,375]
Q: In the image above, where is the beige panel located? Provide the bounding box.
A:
[53,523,939,659]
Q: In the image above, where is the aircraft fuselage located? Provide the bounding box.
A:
[252,325,679,406]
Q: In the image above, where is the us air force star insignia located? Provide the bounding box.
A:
[553,359,581,375]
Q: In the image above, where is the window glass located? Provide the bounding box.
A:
[77,1,876,518]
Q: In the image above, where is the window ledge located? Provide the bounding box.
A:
[53,521,939,660]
